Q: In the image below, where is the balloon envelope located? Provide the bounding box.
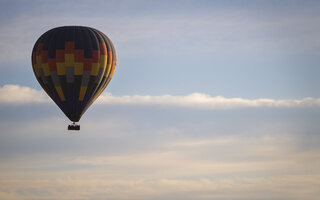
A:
[31,26,116,122]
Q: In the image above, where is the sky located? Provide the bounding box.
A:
[0,0,320,199]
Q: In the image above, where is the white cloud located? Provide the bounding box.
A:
[0,84,49,104]
[97,92,320,108]
[1,84,320,108]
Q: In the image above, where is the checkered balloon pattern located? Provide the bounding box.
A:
[32,26,116,122]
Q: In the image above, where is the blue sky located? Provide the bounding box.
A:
[1,0,320,98]
[0,0,320,199]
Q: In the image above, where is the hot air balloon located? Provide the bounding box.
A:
[31,26,117,130]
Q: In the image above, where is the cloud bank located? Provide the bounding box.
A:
[1,85,319,200]
[1,84,320,108]
[0,85,49,104]
[97,92,320,109]
[1,133,319,200]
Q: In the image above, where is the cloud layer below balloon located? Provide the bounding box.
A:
[1,84,320,109]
